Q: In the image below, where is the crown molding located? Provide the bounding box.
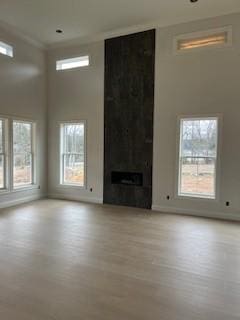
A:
[0,19,46,50]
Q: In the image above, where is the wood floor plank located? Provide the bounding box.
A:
[0,199,240,319]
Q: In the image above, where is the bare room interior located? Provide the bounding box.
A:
[0,0,240,319]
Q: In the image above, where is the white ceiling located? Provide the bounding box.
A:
[0,0,240,47]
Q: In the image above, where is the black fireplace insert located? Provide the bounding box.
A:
[111,171,143,186]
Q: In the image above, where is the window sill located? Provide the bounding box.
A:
[13,185,40,192]
[176,193,218,202]
[0,189,9,195]
[58,184,86,190]
[0,185,40,195]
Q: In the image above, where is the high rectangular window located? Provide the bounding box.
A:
[0,41,13,57]
[56,56,89,71]
[60,122,85,187]
[0,119,7,189]
[174,26,232,53]
[178,118,218,199]
[13,121,35,188]
[178,32,227,50]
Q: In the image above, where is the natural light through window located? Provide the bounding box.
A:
[178,33,227,51]
[13,121,34,188]
[56,56,89,71]
[175,27,232,53]
[60,122,85,187]
[0,41,13,57]
[178,118,218,199]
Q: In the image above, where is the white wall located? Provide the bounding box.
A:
[47,42,104,203]
[47,12,240,220]
[0,27,47,208]
[153,13,240,220]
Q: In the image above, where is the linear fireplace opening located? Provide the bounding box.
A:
[111,171,143,186]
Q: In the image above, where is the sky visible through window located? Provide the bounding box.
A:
[56,56,89,71]
[0,41,13,57]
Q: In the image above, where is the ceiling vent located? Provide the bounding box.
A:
[174,26,232,53]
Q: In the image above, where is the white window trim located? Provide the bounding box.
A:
[59,120,87,189]
[12,119,37,190]
[175,115,222,202]
[0,118,8,191]
[173,26,232,55]
[0,115,38,194]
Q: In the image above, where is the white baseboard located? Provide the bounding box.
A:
[2,192,238,222]
[48,193,103,205]
[152,204,240,222]
[0,194,47,209]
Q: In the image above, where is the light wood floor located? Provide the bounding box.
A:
[0,200,240,320]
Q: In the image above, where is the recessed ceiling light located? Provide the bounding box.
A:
[190,0,198,2]
[56,29,63,34]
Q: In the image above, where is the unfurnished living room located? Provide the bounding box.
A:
[0,0,240,319]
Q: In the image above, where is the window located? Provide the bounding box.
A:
[13,121,35,188]
[0,119,7,189]
[178,32,227,50]
[0,117,36,192]
[178,118,218,199]
[60,122,86,187]
[174,26,232,53]
[56,56,89,71]
[0,41,13,57]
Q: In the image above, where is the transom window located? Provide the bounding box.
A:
[0,41,13,57]
[174,26,232,53]
[13,121,35,188]
[178,117,218,199]
[60,122,86,187]
[56,56,89,71]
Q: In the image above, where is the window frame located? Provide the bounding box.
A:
[176,115,221,201]
[0,41,13,58]
[173,26,232,54]
[0,115,38,194]
[0,118,8,191]
[56,55,90,71]
[12,119,37,190]
[59,120,87,189]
